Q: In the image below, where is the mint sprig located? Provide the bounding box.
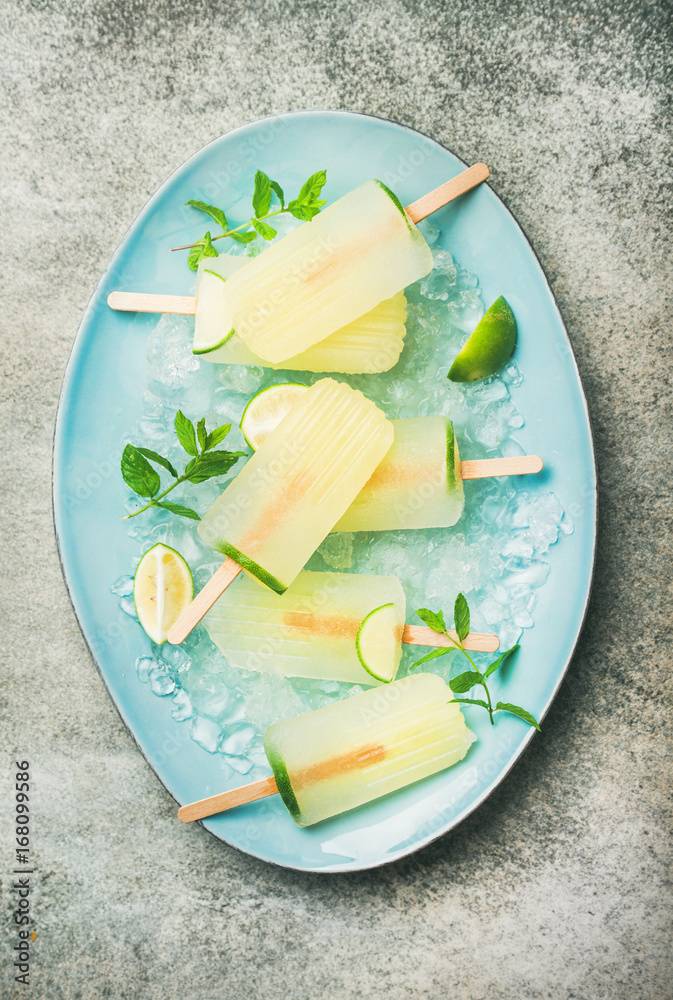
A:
[121,412,246,520]
[176,168,328,269]
[413,594,540,730]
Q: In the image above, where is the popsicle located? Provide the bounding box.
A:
[203,569,499,686]
[107,163,491,367]
[178,672,475,827]
[241,392,543,533]
[166,378,393,643]
[195,179,432,363]
[335,415,463,532]
[195,255,408,374]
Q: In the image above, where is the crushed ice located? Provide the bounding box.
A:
[114,237,573,779]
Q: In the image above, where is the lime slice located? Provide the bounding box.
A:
[447,295,517,383]
[240,382,309,450]
[133,543,193,644]
[193,256,248,355]
[193,269,235,355]
[355,603,400,683]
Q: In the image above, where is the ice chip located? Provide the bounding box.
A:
[191,716,221,754]
[171,688,193,721]
[318,532,354,569]
[111,574,133,597]
[120,595,137,618]
[148,665,175,696]
[159,644,192,675]
[219,723,257,757]
[135,656,153,683]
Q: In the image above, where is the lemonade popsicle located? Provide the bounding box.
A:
[197,379,393,593]
[334,415,464,532]
[195,257,408,374]
[204,570,405,684]
[201,180,433,363]
[263,672,475,827]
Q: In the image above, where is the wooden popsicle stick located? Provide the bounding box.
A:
[107,164,490,315]
[108,291,196,314]
[166,557,242,644]
[461,455,543,480]
[405,162,490,224]
[402,625,498,653]
[178,774,278,823]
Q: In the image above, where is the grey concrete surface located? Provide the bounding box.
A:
[1,1,672,997]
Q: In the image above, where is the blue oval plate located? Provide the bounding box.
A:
[53,111,596,872]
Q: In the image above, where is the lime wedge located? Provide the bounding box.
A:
[448,295,517,383]
[355,603,400,683]
[240,382,309,451]
[133,543,193,644]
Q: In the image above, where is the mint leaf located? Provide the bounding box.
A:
[411,647,453,669]
[155,501,201,521]
[454,593,470,642]
[287,201,323,222]
[175,410,198,456]
[252,170,272,217]
[136,447,178,479]
[205,423,231,450]
[495,703,541,730]
[287,169,327,221]
[230,230,257,244]
[484,644,520,680]
[449,670,482,694]
[184,450,245,484]
[269,179,285,208]
[185,200,227,232]
[450,697,490,710]
[197,417,207,453]
[121,444,161,498]
[297,169,327,204]
[252,218,277,241]
[415,607,447,634]
[188,231,219,271]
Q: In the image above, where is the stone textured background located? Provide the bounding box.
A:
[1,1,671,997]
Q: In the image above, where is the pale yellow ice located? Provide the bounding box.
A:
[204,570,405,684]
[334,416,465,532]
[196,257,408,373]
[264,673,475,827]
[205,180,432,363]
[197,379,394,593]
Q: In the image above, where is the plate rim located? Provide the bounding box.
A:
[52,108,598,872]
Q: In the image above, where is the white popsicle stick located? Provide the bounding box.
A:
[107,164,490,315]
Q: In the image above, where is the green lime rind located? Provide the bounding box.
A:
[193,329,235,355]
[239,382,309,451]
[374,180,410,225]
[264,742,303,825]
[355,602,397,683]
[374,181,433,267]
[448,295,517,383]
[446,420,456,487]
[211,539,288,595]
